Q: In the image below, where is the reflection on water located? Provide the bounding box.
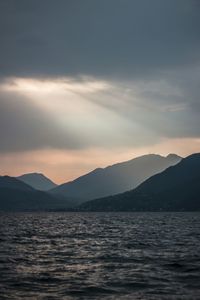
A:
[0,212,200,299]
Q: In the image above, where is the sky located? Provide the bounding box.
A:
[0,0,200,183]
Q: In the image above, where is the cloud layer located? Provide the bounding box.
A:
[0,73,199,153]
[0,0,200,79]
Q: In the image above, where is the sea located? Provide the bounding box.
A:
[0,212,200,300]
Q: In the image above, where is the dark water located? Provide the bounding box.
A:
[0,212,200,300]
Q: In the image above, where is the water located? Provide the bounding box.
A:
[0,212,200,300]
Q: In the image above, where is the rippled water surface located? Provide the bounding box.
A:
[0,212,200,300]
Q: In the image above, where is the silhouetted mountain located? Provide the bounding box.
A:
[80,153,200,211]
[17,172,57,191]
[0,175,72,211]
[0,175,34,191]
[50,154,181,202]
[0,188,73,211]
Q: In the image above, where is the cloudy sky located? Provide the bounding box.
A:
[0,0,200,183]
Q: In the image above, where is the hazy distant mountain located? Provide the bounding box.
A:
[18,173,57,191]
[50,154,181,202]
[80,153,200,211]
[0,175,72,211]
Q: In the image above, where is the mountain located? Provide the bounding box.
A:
[80,153,200,211]
[0,175,71,211]
[50,154,181,202]
[17,173,57,191]
[0,175,34,191]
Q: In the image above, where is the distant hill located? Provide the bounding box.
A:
[0,175,34,191]
[50,154,181,202]
[80,153,200,211]
[17,173,57,191]
[0,175,71,211]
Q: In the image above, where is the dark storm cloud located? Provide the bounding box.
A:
[0,0,200,79]
[0,91,85,152]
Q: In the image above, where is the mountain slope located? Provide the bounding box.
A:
[80,153,200,211]
[18,173,57,191]
[50,154,181,202]
[0,175,71,211]
[0,175,34,191]
[0,188,72,211]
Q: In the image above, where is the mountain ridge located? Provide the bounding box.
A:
[0,175,72,211]
[50,153,182,202]
[18,172,57,191]
[0,175,34,191]
[79,153,200,211]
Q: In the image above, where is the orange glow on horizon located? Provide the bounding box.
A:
[0,137,200,184]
